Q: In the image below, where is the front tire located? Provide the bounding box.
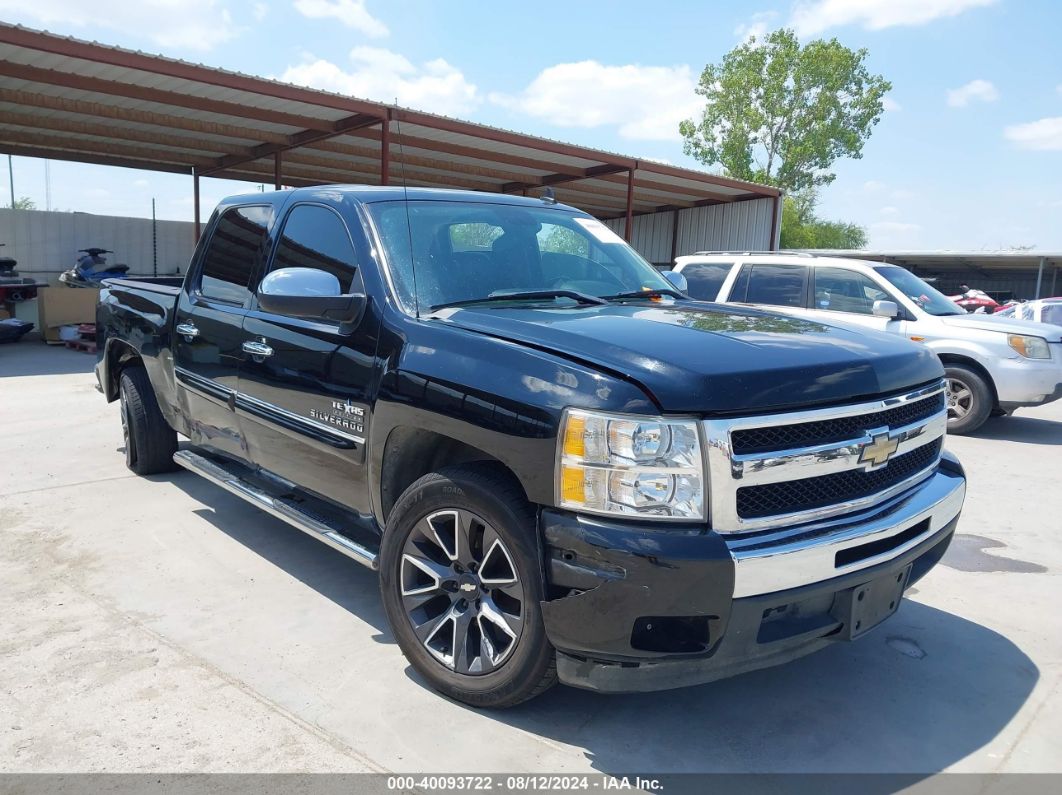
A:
[944,364,992,435]
[379,463,556,708]
[119,366,179,475]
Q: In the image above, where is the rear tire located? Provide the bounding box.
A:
[944,364,992,435]
[379,463,556,708]
[119,366,179,475]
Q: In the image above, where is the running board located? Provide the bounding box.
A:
[173,449,380,571]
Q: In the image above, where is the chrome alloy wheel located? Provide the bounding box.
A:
[946,377,973,421]
[119,381,133,465]
[400,509,524,675]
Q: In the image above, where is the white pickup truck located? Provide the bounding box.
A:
[672,252,1062,434]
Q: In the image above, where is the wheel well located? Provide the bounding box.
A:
[379,427,525,521]
[937,353,998,408]
[105,341,143,401]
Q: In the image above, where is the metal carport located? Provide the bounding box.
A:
[0,23,780,259]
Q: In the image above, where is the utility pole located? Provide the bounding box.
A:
[152,197,158,278]
[7,155,13,208]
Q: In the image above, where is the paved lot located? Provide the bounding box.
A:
[1,341,1059,774]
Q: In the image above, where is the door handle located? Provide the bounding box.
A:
[175,322,199,341]
[242,340,274,358]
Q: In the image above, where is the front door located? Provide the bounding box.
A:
[236,203,381,516]
[173,204,272,462]
[809,266,900,334]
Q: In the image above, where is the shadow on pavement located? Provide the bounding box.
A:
[0,338,96,377]
[156,469,391,637]
[154,469,1037,777]
[976,415,1062,445]
[488,600,1037,775]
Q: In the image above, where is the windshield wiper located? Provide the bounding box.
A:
[601,288,688,302]
[429,289,608,312]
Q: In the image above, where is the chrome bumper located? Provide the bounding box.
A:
[726,469,965,597]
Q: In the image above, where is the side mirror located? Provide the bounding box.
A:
[872,299,900,319]
[663,270,688,293]
[258,267,366,325]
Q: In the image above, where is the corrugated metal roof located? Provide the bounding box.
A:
[793,250,1062,270]
[0,23,778,220]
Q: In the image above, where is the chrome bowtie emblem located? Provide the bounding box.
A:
[459,582,478,593]
[858,432,900,469]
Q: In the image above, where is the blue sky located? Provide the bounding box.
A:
[1,0,1060,250]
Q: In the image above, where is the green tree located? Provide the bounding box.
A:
[4,196,36,210]
[680,28,891,192]
[780,190,867,249]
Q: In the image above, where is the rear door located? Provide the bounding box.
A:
[236,202,381,514]
[728,262,810,309]
[679,261,734,302]
[173,204,272,462]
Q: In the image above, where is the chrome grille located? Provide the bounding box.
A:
[736,439,943,519]
[703,381,947,533]
[731,392,945,455]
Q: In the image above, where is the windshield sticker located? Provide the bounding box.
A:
[574,217,626,245]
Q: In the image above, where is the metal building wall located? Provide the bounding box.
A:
[603,197,776,266]
[0,208,195,284]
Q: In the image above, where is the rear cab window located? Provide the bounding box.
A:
[197,205,272,305]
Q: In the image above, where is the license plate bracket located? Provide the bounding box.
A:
[831,563,912,640]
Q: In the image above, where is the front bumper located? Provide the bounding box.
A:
[990,354,1062,409]
[540,462,965,693]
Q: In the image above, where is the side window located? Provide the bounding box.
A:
[198,205,271,304]
[681,262,733,301]
[270,205,360,294]
[745,264,808,308]
[813,267,890,315]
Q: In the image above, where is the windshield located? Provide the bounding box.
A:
[366,200,672,313]
[873,265,965,316]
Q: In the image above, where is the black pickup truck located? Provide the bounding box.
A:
[96,186,967,707]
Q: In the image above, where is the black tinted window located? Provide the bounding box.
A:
[682,262,732,301]
[199,205,270,304]
[745,264,808,307]
[270,205,359,293]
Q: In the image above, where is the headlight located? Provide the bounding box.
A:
[557,409,705,521]
[1008,334,1051,359]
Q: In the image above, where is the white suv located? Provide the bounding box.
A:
[672,252,1062,434]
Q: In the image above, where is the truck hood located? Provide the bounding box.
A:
[433,301,942,413]
[938,313,1062,341]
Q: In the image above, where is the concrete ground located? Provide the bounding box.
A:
[1,340,1059,775]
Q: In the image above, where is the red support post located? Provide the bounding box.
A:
[624,167,635,242]
[273,151,282,190]
[380,116,390,186]
[193,168,201,243]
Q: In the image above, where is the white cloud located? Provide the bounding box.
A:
[293,0,387,37]
[735,11,778,43]
[281,48,478,116]
[947,79,999,107]
[1004,117,1062,151]
[872,221,921,233]
[882,96,902,112]
[791,0,996,36]
[880,205,899,216]
[0,0,240,50]
[490,61,700,141]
